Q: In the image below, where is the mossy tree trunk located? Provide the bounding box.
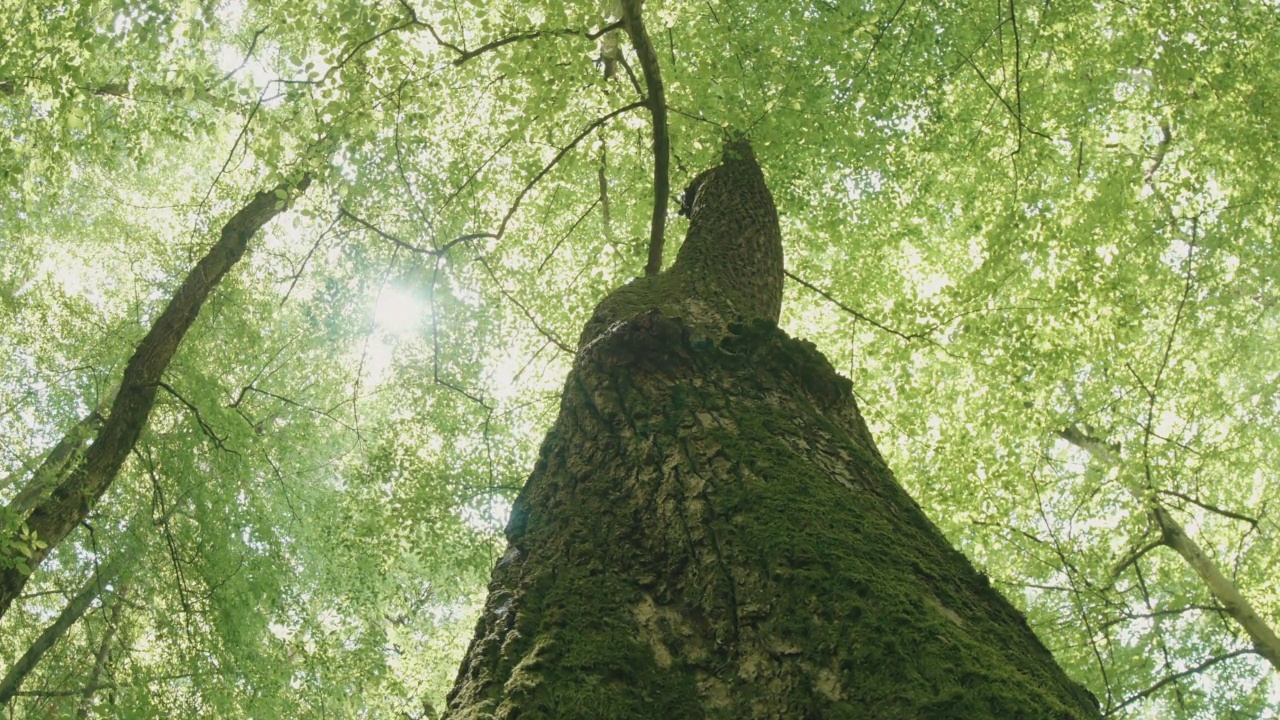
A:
[442,145,1100,719]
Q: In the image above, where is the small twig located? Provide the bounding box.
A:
[153,382,237,455]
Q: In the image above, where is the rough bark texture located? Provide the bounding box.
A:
[444,145,1099,718]
[577,141,782,351]
[0,177,309,620]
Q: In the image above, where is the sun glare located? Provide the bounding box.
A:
[374,287,423,338]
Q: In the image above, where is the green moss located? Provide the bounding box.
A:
[688,320,1094,718]
[491,568,704,720]
[453,314,1097,719]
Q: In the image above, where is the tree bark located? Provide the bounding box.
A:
[443,145,1099,718]
[0,176,309,620]
[3,409,104,519]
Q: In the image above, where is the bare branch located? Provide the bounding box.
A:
[339,207,492,257]
[1111,649,1256,713]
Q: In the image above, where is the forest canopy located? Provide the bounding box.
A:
[1,0,1278,717]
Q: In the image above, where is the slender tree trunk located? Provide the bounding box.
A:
[76,583,126,719]
[0,550,130,706]
[0,176,309,620]
[443,145,1099,718]
[1060,425,1280,671]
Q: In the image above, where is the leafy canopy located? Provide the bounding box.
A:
[1,0,1278,717]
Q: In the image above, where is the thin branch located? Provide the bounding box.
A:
[11,673,196,699]
[957,48,1050,143]
[153,382,236,455]
[1098,604,1225,631]
[620,0,671,276]
[425,259,493,410]
[536,198,600,274]
[280,215,339,308]
[433,138,512,224]
[472,253,573,355]
[397,0,618,66]
[1110,649,1256,713]
[236,385,358,433]
[453,23,622,66]
[1157,488,1258,528]
[338,207,492,256]
[496,101,646,239]
[1110,537,1162,580]
[784,269,931,342]
[1007,0,1024,151]
[217,26,270,84]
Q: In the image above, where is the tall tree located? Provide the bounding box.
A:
[443,141,1100,717]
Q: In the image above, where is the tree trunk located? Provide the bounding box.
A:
[443,145,1100,718]
[0,176,309,620]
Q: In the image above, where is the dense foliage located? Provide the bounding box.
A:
[1,0,1277,717]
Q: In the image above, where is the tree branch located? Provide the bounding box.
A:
[1059,423,1280,672]
[1111,648,1256,712]
[620,0,671,276]
[496,101,645,240]
[784,269,930,342]
[338,207,492,256]
[396,0,617,67]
